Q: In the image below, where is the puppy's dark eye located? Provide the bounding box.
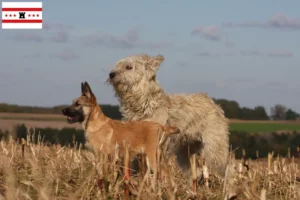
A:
[126,65,132,70]
[75,102,80,106]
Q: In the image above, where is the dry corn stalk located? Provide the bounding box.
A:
[72,134,76,147]
[189,154,197,193]
[155,145,161,197]
[268,152,274,175]
[282,158,287,173]
[38,131,41,146]
[260,188,266,200]
[267,152,274,190]
[1,140,9,155]
[203,159,209,188]
[273,159,279,174]
[31,127,35,145]
[153,130,168,197]
[97,150,107,198]
[26,129,30,146]
[124,143,130,200]
[162,156,178,200]
[238,150,245,178]
[242,149,246,157]
[113,143,120,182]
[238,161,243,178]
[137,164,150,200]
[21,138,26,158]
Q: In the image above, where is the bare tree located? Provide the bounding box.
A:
[270,104,286,120]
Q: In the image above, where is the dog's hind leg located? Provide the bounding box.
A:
[145,152,157,174]
[201,125,229,177]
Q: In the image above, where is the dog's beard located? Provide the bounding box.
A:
[105,77,112,85]
[106,76,125,86]
[107,77,126,92]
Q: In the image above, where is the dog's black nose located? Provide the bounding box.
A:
[109,72,116,79]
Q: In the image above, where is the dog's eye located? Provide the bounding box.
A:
[125,65,132,70]
[75,102,80,106]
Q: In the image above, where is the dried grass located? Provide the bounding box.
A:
[0,131,300,200]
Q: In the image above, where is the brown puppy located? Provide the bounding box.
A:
[62,81,180,172]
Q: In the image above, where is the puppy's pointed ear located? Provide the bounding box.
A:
[81,82,85,95]
[148,55,164,70]
[82,81,94,99]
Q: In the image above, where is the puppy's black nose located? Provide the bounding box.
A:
[109,72,116,79]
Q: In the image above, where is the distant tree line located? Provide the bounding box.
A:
[270,104,300,120]
[213,99,269,120]
[0,103,122,120]
[1,124,300,159]
[212,99,299,120]
[0,100,299,120]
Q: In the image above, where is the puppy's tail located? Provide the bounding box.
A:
[163,126,180,137]
[159,126,180,146]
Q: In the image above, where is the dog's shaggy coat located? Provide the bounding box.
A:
[108,54,230,176]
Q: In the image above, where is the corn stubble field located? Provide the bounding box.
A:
[1,131,300,200]
[1,113,300,199]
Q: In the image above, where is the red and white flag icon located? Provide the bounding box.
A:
[2,2,42,29]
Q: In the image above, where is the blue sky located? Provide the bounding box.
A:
[1,0,300,114]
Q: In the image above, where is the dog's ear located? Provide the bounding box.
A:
[148,55,164,70]
[82,82,94,99]
[81,82,85,95]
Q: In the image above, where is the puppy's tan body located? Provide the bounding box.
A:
[62,82,179,172]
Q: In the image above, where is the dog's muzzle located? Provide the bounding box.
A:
[61,107,85,124]
[61,107,77,124]
[61,108,68,115]
[109,72,116,79]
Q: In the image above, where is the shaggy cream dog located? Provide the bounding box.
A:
[108,54,230,177]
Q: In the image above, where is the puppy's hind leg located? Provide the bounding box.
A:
[145,152,157,175]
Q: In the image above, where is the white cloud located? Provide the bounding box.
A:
[191,25,221,41]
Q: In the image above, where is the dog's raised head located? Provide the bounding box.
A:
[62,81,97,124]
[108,54,165,93]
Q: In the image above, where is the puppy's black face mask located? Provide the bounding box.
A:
[61,106,85,124]
[62,81,96,124]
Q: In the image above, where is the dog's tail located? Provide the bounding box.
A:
[159,126,180,146]
[163,126,180,137]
